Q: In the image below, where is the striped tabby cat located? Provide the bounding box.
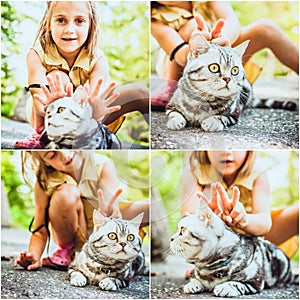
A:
[43,86,121,149]
[166,33,296,131]
[170,202,298,297]
[69,210,148,291]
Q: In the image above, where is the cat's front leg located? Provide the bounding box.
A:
[167,111,187,130]
[99,278,128,291]
[213,281,257,297]
[183,278,204,294]
[201,116,225,132]
[69,271,87,287]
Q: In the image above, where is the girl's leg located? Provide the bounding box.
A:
[103,83,149,125]
[233,19,299,74]
[264,205,299,245]
[49,184,87,245]
[120,199,149,227]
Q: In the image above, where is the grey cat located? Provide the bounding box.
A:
[43,86,121,149]
[68,210,147,291]
[170,202,298,297]
[166,33,296,131]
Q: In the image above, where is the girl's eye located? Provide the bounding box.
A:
[179,227,186,235]
[208,63,220,73]
[231,66,239,76]
[76,18,86,25]
[127,234,135,242]
[56,18,66,24]
[108,232,117,240]
[57,107,65,113]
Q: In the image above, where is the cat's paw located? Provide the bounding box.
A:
[202,116,224,132]
[99,278,118,291]
[70,271,87,287]
[167,112,186,130]
[214,281,253,297]
[183,278,203,294]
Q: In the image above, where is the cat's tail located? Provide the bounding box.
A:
[251,98,298,111]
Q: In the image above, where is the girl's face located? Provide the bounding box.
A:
[50,1,90,57]
[207,151,248,180]
[41,151,83,175]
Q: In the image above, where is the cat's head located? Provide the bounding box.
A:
[170,199,225,263]
[87,210,144,263]
[185,32,249,99]
[44,86,97,139]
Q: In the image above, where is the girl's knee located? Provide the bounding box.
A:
[47,69,71,88]
[51,184,81,207]
[253,19,279,40]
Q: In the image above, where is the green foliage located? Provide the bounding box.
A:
[1,151,34,228]
[1,1,23,117]
[99,2,149,83]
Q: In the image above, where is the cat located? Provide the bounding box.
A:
[42,86,121,149]
[68,210,148,291]
[166,33,297,131]
[170,201,298,297]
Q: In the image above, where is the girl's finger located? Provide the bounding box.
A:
[108,188,123,207]
[105,105,121,115]
[104,92,120,107]
[33,94,46,105]
[101,81,116,100]
[46,75,56,92]
[66,83,73,97]
[216,182,231,214]
[231,186,240,209]
[88,78,103,101]
[54,72,64,92]
[97,189,105,208]
[211,18,225,39]
[194,14,208,32]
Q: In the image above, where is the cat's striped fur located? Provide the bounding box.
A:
[43,86,121,149]
[166,33,297,131]
[170,204,298,297]
[68,210,147,291]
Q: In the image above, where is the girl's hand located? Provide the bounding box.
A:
[97,188,123,219]
[193,14,231,47]
[34,72,73,105]
[14,251,41,271]
[215,182,248,228]
[84,79,121,122]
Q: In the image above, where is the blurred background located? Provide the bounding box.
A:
[1,1,149,146]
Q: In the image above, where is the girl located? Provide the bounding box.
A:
[14,150,149,271]
[182,151,299,257]
[151,1,299,110]
[14,1,149,149]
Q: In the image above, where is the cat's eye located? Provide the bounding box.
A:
[231,66,239,76]
[108,232,117,240]
[57,107,65,113]
[127,234,135,242]
[208,63,220,73]
[179,227,187,235]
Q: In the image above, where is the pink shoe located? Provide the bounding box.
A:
[14,132,43,149]
[151,80,177,111]
[42,243,75,271]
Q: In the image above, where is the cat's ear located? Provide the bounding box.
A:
[233,40,250,57]
[93,209,108,230]
[73,86,88,105]
[196,195,211,227]
[130,213,144,229]
[189,32,210,59]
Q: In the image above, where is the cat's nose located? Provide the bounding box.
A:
[223,77,231,83]
[119,242,126,248]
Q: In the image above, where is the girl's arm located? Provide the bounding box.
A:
[14,182,49,270]
[97,159,122,218]
[26,50,48,119]
[209,1,241,45]
[243,172,272,235]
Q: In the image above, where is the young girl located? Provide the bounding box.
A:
[14,1,149,149]
[151,1,299,110]
[14,150,149,271]
[182,151,299,259]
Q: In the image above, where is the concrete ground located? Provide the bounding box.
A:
[151,76,299,149]
[151,256,299,299]
[1,228,150,299]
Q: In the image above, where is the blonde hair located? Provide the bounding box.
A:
[34,1,100,58]
[21,150,85,191]
[189,151,257,183]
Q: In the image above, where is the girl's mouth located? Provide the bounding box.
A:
[62,38,77,41]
